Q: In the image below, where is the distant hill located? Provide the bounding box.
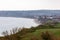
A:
[0,10,60,18]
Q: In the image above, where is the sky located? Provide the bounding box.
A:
[0,0,60,10]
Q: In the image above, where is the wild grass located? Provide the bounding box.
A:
[0,22,60,40]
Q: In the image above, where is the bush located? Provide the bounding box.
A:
[1,28,21,40]
[41,31,56,40]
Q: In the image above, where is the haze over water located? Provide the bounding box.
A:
[0,17,38,36]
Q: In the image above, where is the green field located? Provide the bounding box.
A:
[21,29,60,40]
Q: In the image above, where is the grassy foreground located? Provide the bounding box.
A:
[21,29,60,40]
[0,23,60,40]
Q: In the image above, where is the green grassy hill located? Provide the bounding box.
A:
[19,29,60,40]
[0,22,60,40]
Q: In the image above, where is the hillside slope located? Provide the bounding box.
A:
[0,23,60,40]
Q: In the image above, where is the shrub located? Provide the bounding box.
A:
[41,31,56,40]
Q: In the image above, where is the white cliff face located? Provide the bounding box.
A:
[0,17,38,36]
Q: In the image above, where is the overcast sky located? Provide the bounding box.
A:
[0,0,60,10]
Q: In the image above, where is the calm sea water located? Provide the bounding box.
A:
[0,17,38,36]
